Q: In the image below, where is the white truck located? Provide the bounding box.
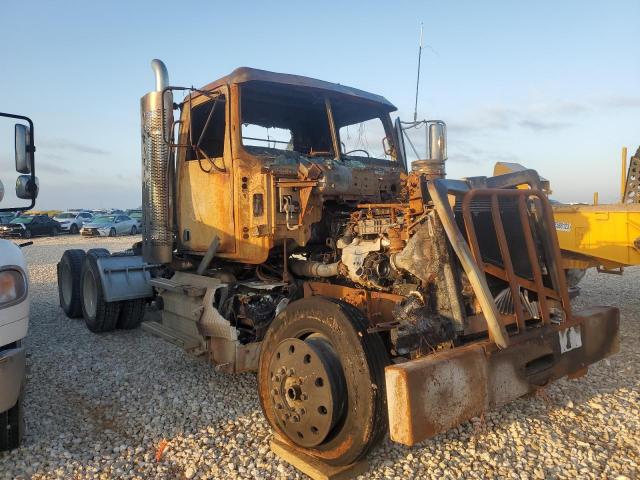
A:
[0,112,38,451]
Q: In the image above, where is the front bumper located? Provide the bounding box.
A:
[385,306,619,446]
[0,230,24,238]
[0,345,26,413]
[81,228,107,237]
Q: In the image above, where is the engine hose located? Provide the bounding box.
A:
[289,260,340,278]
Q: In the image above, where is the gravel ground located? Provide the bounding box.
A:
[0,234,638,479]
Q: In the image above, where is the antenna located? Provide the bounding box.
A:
[413,22,424,122]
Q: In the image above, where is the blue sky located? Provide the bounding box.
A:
[0,0,638,209]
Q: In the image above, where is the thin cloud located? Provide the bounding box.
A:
[450,106,573,134]
[37,162,71,175]
[451,94,640,136]
[39,138,110,155]
[451,153,480,164]
[518,119,571,132]
[595,95,640,109]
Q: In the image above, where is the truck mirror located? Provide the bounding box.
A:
[15,123,33,174]
[428,122,447,162]
[15,175,38,200]
[394,117,407,173]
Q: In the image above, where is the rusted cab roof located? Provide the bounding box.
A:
[196,67,397,112]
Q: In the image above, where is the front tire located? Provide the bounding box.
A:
[130,225,137,235]
[23,229,32,239]
[70,224,79,235]
[81,251,120,332]
[0,391,24,452]
[109,228,116,237]
[258,297,388,466]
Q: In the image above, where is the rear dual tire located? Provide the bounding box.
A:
[59,248,146,331]
[81,251,120,333]
[57,249,86,318]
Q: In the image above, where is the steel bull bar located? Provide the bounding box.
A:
[385,178,620,446]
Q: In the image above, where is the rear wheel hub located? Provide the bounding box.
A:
[268,336,346,447]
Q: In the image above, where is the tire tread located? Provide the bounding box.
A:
[117,299,146,329]
[57,249,87,318]
[81,252,119,332]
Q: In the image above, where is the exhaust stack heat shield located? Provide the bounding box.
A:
[141,60,173,264]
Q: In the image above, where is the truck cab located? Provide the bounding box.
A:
[172,68,405,264]
[0,112,38,451]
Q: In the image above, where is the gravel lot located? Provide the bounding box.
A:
[0,234,638,479]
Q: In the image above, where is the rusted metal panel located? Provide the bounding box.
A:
[303,281,403,325]
[386,306,619,446]
[386,345,488,444]
[194,67,397,111]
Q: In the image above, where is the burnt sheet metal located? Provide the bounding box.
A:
[195,67,396,111]
[386,306,619,446]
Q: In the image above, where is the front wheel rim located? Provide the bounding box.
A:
[267,336,346,447]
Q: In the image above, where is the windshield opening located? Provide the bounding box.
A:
[11,217,32,224]
[56,213,75,219]
[338,117,391,160]
[239,82,395,162]
[93,216,115,224]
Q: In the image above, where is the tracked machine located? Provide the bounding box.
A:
[57,60,619,468]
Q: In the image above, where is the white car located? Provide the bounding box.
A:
[53,211,93,234]
[0,239,28,451]
[80,214,138,237]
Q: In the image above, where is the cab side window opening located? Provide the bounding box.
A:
[186,95,227,160]
[242,125,292,150]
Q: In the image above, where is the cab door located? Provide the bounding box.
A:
[176,88,235,255]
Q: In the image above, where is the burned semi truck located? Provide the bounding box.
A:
[57,60,619,467]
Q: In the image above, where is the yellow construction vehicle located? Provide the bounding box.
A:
[496,147,640,286]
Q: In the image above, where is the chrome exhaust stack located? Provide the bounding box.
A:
[141,59,174,264]
[411,121,447,180]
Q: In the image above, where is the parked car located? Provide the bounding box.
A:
[126,209,143,230]
[0,212,16,225]
[52,211,93,234]
[0,215,60,238]
[80,214,138,237]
